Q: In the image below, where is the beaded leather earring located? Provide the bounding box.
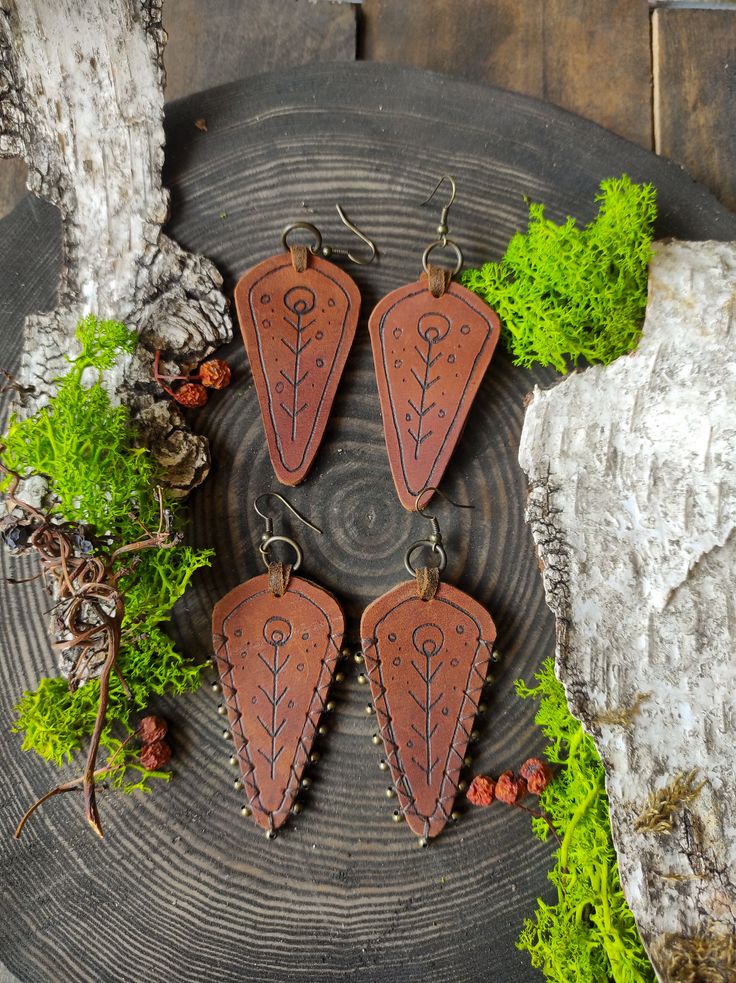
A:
[360,488,497,846]
[234,207,376,487]
[212,494,344,838]
[368,177,501,510]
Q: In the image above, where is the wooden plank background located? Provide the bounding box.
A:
[1,0,735,218]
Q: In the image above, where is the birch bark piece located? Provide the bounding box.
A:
[0,0,231,494]
[519,239,736,979]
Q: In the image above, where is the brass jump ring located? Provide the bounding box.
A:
[259,535,303,572]
[404,540,447,577]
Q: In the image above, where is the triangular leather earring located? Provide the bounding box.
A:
[212,494,344,837]
[234,207,376,486]
[368,177,501,510]
[360,488,497,845]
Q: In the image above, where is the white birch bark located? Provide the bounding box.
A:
[519,239,736,979]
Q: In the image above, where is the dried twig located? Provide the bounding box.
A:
[2,458,176,837]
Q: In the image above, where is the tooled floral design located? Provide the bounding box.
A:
[408,312,451,459]
[256,616,293,779]
[279,287,316,441]
[408,623,446,783]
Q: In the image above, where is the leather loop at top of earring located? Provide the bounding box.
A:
[415,565,440,601]
[427,264,451,299]
[268,561,292,597]
[290,244,309,273]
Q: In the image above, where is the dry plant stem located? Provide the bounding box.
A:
[2,460,175,837]
[13,733,135,838]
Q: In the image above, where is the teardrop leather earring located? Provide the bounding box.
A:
[212,493,344,838]
[368,177,501,510]
[234,207,376,486]
[360,488,497,846]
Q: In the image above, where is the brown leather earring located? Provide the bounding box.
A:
[360,488,497,846]
[368,176,501,511]
[234,207,376,487]
[212,493,344,838]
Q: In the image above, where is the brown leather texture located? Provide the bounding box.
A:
[361,579,496,839]
[212,572,344,833]
[234,250,361,486]
[368,276,501,509]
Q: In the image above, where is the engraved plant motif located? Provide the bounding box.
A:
[408,623,446,782]
[279,286,316,441]
[256,616,293,779]
[408,312,451,459]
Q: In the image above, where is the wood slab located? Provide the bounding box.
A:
[1,63,735,983]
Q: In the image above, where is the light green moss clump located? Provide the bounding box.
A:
[2,315,212,791]
[463,175,657,373]
[515,659,654,983]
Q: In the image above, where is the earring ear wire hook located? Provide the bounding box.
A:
[413,485,474,521]
[324,204,377,266]
[253,493,322,535]
[419,175,463,275]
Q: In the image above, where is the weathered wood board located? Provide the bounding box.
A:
[1,63,735,983]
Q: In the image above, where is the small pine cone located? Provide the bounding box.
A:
[495,770,528,805]
[139,739,172,771]
[175,382,208,407]
[520,757,553,795]
[467,775,496,807]
[137,715,168,744]
[199,359,231,389]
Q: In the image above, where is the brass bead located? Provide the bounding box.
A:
[318,724,328,736]
[470,730,479,742]
[334,672,345,684]
[378,760,389,772]
[341,647,351,659]
[234,779,243,791]
[301,777,312,789]
[458,780,468,792]
[229,754,238,767]
[310,752,320,763]
[357,673,367,685]
[291,802,303,815]
[371,733,381,745]
[451,810,462,822]
[211,682,221,693]
[240,804,251,817]
[265,829,277,840]
[385,786,396,798]
[464,755,473,767]
[417,836,428,849]
[353,651,364,665]
[217,704,226,716]
[392,809,404,823]
[365,704,374,715]
[485,673,494,685]
[222,729,231,740]
[478,703,488,714]
[491,648,502,663]
[326,700,336,712]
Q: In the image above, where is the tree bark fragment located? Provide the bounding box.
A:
[518,239,736,980]
[0,0,231,494]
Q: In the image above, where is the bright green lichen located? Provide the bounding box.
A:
[463,175,657,373]
[515,659,654,983]
[2,314,212,792]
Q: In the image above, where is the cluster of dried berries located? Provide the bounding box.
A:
[137,715,172,771]
[467,757,554,808]
[153,350,231,408]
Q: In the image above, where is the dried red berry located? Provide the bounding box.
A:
[495,770,528,805]
[175,382,208,407]
[467,775,496,807]
[139,739,172,771]
[520,757,553,795]
[199,359,231,389]
[137,715,168,744]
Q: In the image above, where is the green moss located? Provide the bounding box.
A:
[2,315,212,791]
[515,659,654,983]
[462,176,657,373]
